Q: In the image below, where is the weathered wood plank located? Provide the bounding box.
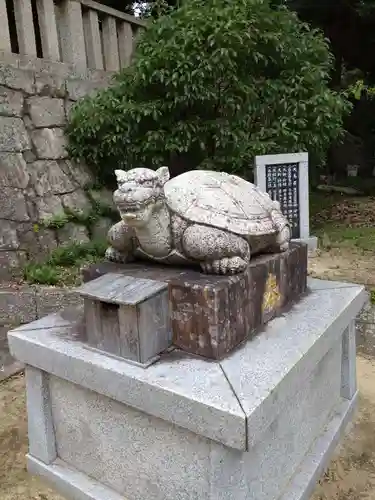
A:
[138,290,171,363]
[77,273,168,305]
[118,305,139,361]
[76,273,127,302]
[115,279,168,305]
[84,300,102,348]
[100,302,120,355]
[95,276,134,303]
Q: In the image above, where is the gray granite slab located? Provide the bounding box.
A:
[28,456,125,500]
[16,278,363,500]
[307,277,363,291]
[12,307,83,332]
[209,343,343,500]
[341,321,357,400]
[49,375,216,500]
[25,366,57,464]
[26,394,358,500]
[278,392,358,500]
[8,324,246,450]
[220,284,366,447]
[8,280,365,452]
[27,377,357,500]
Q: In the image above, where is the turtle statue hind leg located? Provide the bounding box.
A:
[276,225,291,251]
[269,207,291,252]
[181,224,250,275]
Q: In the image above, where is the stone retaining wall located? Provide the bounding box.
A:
[0,283,83,380]
[0,284,82,327]
[0,56,114,279]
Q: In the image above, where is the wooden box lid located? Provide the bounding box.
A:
[76,273,168,306]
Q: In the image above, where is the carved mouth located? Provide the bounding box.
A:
[121,208,142,219]
[122,205,141,212]
[123,213,143,222]
[120,203,149,221]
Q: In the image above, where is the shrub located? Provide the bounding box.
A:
[66,0,351,186]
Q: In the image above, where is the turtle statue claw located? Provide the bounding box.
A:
[106,167,291,275]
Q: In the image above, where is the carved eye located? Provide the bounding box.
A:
[139,177,156,187]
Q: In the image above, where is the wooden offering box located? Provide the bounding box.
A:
[76,273,172,365]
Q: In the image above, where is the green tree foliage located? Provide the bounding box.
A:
[277,0,375,178]
[275,0,375,81]
[67,0,350,186]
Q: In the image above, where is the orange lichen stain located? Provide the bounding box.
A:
[262,274,281,315]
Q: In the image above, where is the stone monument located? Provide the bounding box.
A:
[7,167,367,500]
[255,152,318,251]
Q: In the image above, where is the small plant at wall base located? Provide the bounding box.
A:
[24,240,108,286]
[66,0,351,187]
[25,190,120,286]
[39,213,70,230]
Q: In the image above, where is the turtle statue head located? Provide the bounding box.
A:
[113,167,170,228]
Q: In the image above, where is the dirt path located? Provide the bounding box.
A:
[312,355,375,500]
[308,246,375,499]
[0,374,64,500]
[309,248,375,286]
[0,355,374,500]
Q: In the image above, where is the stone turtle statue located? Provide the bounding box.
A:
[106,167,291,275]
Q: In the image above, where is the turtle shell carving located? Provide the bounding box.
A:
[164,170,278,236]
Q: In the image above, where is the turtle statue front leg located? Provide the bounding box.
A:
[182,225,250,275]
[105,221,136,264]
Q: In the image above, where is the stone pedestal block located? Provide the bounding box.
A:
[82,243,307,359]
[8,278,367,500]
[170,242,307,358]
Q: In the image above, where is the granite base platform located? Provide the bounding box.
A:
[8,278,367,500]
[294,236,318,254]
[81,242,307,359]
